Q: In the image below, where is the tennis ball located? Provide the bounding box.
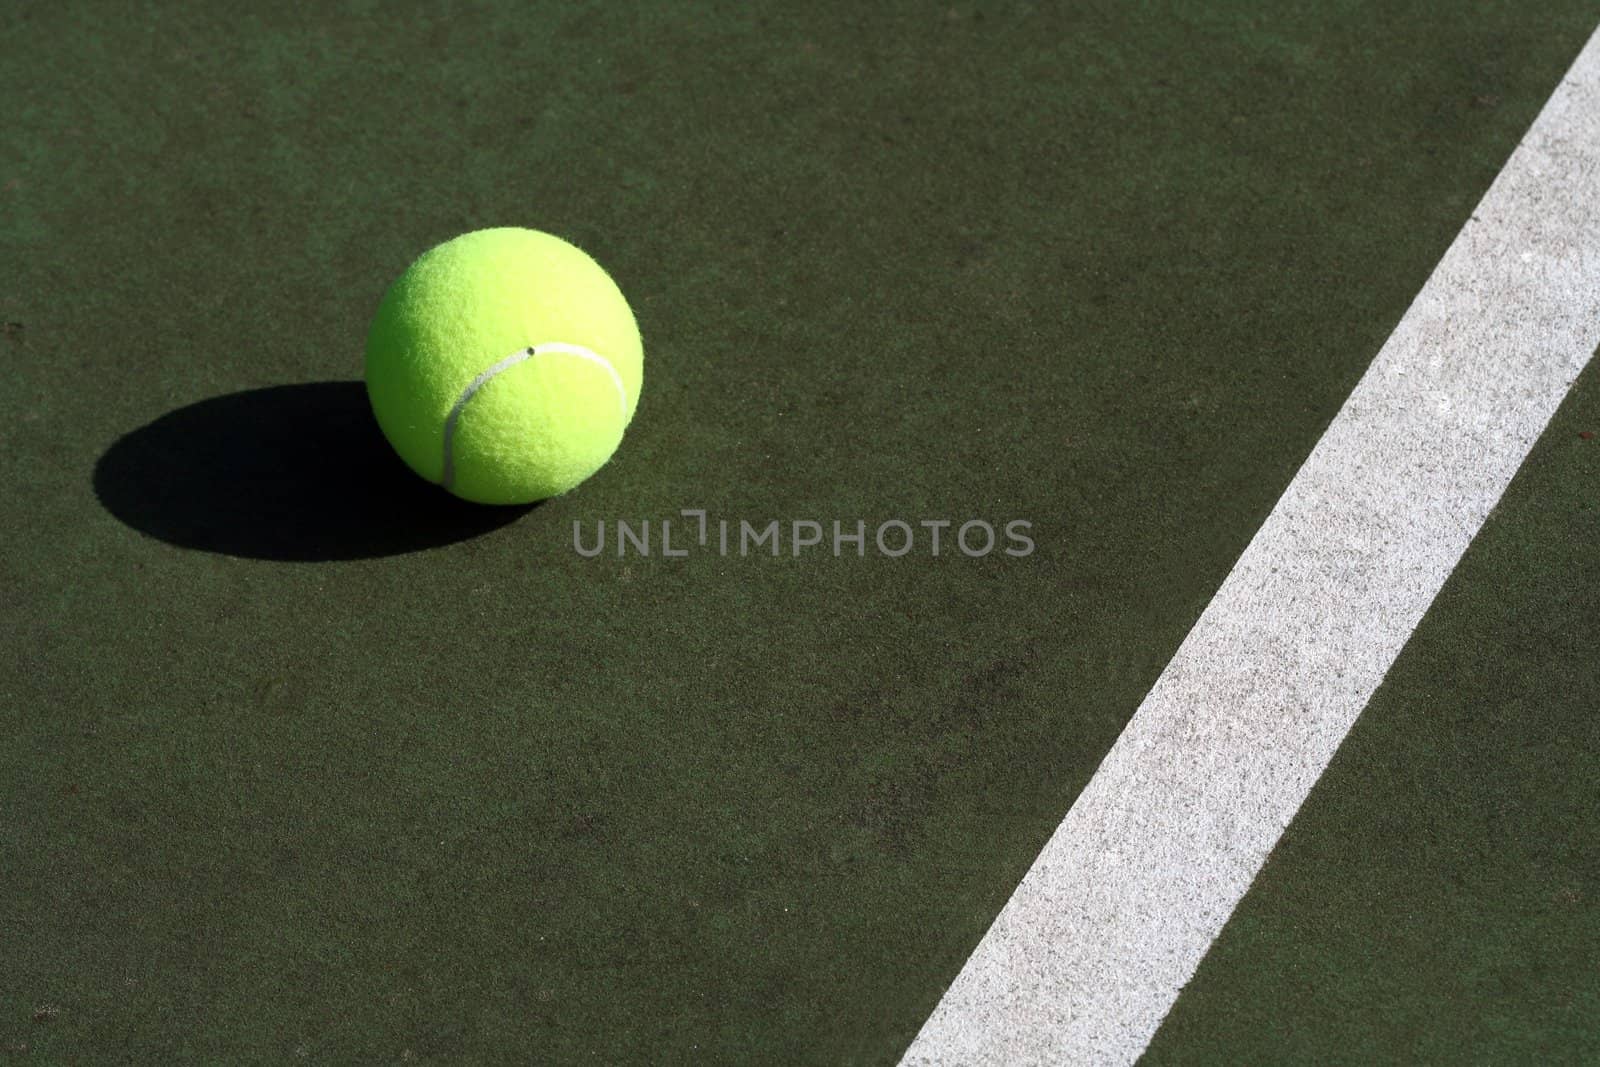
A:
[364,227,643,505]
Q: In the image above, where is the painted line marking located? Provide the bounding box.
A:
[901,23,1600,1067]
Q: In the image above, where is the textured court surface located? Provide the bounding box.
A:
[4,4,1598,1063]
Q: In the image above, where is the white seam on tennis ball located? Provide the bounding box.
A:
[439,342,627,491]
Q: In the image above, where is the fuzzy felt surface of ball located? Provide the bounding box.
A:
[364,227,643,505]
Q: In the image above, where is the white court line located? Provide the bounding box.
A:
[901,25,1600,1067]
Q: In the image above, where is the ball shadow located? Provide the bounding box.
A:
[94,381,535,561]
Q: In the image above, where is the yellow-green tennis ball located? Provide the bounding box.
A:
[364,227,643,505]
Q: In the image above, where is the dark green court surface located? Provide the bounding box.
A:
[3,2,1597,1063]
